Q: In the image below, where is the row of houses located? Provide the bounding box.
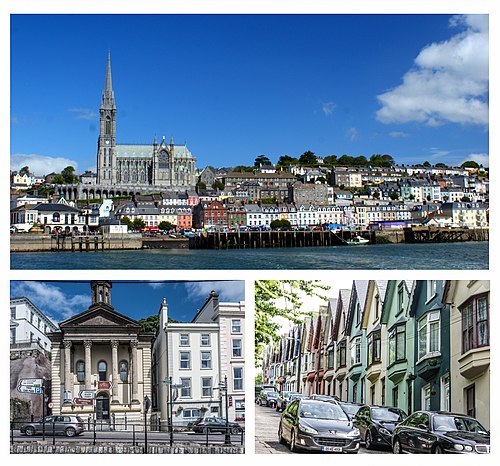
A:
[261,280,490,429]
[10,190,490,233]
[10,282,246,428]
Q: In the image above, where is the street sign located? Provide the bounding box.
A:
[73,398,93,406]
[79,390,96,399]
[98,381,111,390]
[17,385,41,394]
[19,378,43,387]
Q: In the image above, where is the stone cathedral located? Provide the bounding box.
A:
[97,53,197,191]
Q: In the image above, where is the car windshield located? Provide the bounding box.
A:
[371,407,404,422]
[268,392,278,398]
[432,415,488,434]
[341,404,360,416]
[299,402,349,421]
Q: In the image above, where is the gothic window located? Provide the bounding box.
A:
[52,213,60,222]
[140,170,145,183]
[123,171,129,183]
[105,116,111,135]
[159,151,169,169]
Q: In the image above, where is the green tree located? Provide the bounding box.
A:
[138,314,179,334]
[389,192,399,201]
[120,216,133,228]
[323,155,338,166]
[233,165,254,172]
[423,161,431,167]
[212,180,224,190]
[159,221,173,231]
[254,155,272,167]
[61,166,79,184]
[19,166,30,176]
[132,218,146,230]
[52,174,65,184]
[299,150,317,165]
[270,219,292,230]
[461,160,480,169]
[277,155,299,168]
[254,280,330,363]
[196,181,207,191]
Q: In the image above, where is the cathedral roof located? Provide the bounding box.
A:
[115,144,195,159]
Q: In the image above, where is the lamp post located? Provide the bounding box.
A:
[143,395,151,454]
[219,376,231,445]
[163,377,182,446]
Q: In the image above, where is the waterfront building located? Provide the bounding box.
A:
[332,168,363,188]
[409,281,451,413]
[49,281,154,426]
[443,280,490,429]
[288,181,329,206]
[245,204,263,227]
[226,203,247,228]
[260,204,280,226]
[296,204,318,227]
[380,280,415,414]
[192,200,228,229]
[440,202,488,228]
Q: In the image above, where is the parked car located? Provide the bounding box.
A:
[20,415,85,437]
[338,402,362,420]
[191,417,243,434]
[275,391,307,412]
[278,399,360,453]
[392,411,490,454]
[257,389,279,407]
[308,394,340,403]
[353,405,407,450]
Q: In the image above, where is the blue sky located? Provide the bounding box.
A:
[10,14,489,175]
[10,280,245,324]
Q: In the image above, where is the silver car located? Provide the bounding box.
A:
[20,415,85,437]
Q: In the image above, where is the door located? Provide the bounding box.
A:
[95,393,110,420]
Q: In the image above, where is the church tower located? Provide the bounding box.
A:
[97,52,117,185]
[91,280,113,307]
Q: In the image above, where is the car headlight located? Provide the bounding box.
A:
[453,444,464,451]
[299,423,318,435]
[379,427,391,436]
[464,445,473,452]
[347,427,360,437]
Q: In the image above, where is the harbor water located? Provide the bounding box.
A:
[10,241,488,270]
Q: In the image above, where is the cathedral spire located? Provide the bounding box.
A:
[102,51,116,109]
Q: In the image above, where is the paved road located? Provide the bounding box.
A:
[255,403,391,454]
[11,429,244,446]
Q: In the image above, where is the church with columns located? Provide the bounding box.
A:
[48,281,153,426]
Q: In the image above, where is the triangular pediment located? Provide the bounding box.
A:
[60,304,140,330]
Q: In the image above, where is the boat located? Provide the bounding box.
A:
[346,235,370,245]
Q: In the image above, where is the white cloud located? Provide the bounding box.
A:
[11,153,79,176]
[462,152,489,168]
[376,15,488,127]
[184,281,245,303]
[10,282,91,323]
[346,127,358,141]
[69,108,98,121]
[322,101,336,116]
[389,131,409,138]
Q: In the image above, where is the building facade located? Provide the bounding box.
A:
[49,281,153,427]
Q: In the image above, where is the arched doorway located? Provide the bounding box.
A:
[95,392,110,421]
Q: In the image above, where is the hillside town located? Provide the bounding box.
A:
[10,159,489,235]
[256,280,490,453]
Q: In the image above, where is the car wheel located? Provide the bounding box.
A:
[365,431,373,450]
[433,445,443,454]
[65,427,76,437]
[290,430,299,453]
[278,424,286,445]
[393,438,403,454]
[230,427,239,435]
[24,426,35,436]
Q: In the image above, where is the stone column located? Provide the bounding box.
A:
[84,340,92,390]
[63,340,72,404]
[111,340,119,403]
[130,339,139,403]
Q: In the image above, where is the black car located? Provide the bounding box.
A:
[308,394,340,403]
[353,405,407,450]
[278,399,360,453]
[257,389,279,407]
[191,417,243,434]
[276,392,308,412]
[392,411,490,454]
[339,402,362,420]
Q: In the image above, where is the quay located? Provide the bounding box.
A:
[10,227,488,253]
